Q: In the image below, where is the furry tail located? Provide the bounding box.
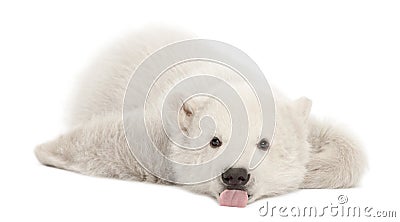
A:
[301,119,367,188]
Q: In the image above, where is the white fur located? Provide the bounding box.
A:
[35,27,366,204]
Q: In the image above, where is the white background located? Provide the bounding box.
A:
[0,0,399,221]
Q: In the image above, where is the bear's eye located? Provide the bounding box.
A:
[210,136,222,148]
[257,138,270,150]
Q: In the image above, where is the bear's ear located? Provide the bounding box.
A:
[181,100,194,117]
[178,97,208,136]
[294,97,312,122]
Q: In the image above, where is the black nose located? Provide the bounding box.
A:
[221,168,250,186]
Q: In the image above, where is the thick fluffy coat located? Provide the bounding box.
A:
[35,27,366,204]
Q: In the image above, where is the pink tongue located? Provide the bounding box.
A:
[219,189,248,208]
